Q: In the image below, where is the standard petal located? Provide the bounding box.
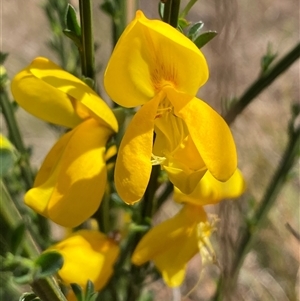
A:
[167,88,237,182]
[48,230,120,291]
[11,64,82,128]
[25,119,113,227]
[114,95,160,204]
[104,11,208,108]
[27,57,118,132]
[174,169,246,206]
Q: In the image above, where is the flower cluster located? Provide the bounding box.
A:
[11,10,244,294]
[11,57,118,228]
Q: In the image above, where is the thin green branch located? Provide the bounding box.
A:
[141,165,160,219]
[212,120,300,300]
[1,181,40,257]
[225,42,300,125]
[180,0,198,18]
[79,0,95,81]
[0,88,34,190]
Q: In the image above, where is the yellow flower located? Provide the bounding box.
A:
[132,169,245,287]
[174,168,246,206]
[104,11,237,204]
[48,230,120,291]
[12,57,118,131]
[132,204,215,287]
[11,57,118,227]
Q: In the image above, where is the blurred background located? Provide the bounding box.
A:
[2,0,299,300]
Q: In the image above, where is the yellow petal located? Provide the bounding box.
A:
[163,135,207,194]
[11,62,82,128]
[153,240,194,287]
[174,169,246,205]
[25,119,112,227]
[163,163,207,194]
[114,95,160,204]
[104,10,208,108]
[26,57,118,132]
[166,87,237,181]
[132,205,206,264]
[48,230,120,291]
[132,205,207,286]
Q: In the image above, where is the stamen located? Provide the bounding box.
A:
[151,154,166,165]
[155,97,172,119]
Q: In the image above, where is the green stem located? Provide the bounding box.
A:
[1,181,67,301]
[212,123,300,301]
[97,191,110,234]
[163,0,181,28]
[79,0,95,81]
[180,0,198,18]
[225,42,300,125]
[141,165,160,219]
[1,181,40,257]
[31,278,68,301]
[0,88,34,190]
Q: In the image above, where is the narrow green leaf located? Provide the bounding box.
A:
[88,294,99,301]
[11,223,26,255]
[85,280,94,298]
[70,283,84,301]
[63,29,82,49]
[193,31,218,48]
[158,2,164,20]
[34,251,64,279]
[187,21,204,40]
[65,4,81,36]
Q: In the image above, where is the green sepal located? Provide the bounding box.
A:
[10,223,26,255]
[187,21,204,40]
[19,292,40,301]
[194,31,218,48]
[33,251,64,279]
[81,76,95,89]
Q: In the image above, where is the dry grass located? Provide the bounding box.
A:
[2,0,299,300]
